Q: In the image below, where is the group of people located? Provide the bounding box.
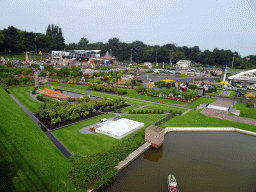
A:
[174,81,189,92]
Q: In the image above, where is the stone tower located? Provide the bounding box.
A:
[34,71,39,88]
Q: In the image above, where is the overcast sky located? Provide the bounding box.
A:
[1,0,256,57]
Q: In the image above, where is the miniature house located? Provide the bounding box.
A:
[145,125,165,148]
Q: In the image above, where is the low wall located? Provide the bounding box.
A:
[165,127,256,137]
[87,142,151,192]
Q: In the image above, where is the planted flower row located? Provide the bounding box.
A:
[48,79,137,89]
[138,91,199,103]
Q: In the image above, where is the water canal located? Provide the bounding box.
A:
[103,132,256,192]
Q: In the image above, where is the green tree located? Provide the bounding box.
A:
[78,37,89,49]
[2,26,20,52]
[46,24,65,50]
[0,30,4,44]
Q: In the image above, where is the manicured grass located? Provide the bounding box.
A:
[45,82,188,105]
[47,81,91,89]
[44,84,151,106]
[145,103,187,113]
[121,114,166,129]
[160,109,256,133]
[52,113,165,156]
[205,90,222,96]
[188,97,216,108]
[120,105,140,113]
[0,87,82,192]
[52,114,116,156]
[9,86,41,113]
[232,102,256,120]
[126,89,187,105]
[0,53,41,61]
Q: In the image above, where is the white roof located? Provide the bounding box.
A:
[96,118,144,139]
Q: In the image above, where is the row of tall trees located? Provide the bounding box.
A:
[66,37,255,69]
[0,25,254,68]
[0,25,65,53]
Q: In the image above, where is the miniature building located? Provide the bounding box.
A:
[145,125,165,148]
[118,74,134,85]
[147,82,155,89]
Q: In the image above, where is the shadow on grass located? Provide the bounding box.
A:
[0,125,50,192]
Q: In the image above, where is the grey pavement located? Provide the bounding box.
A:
[9,94,73,159]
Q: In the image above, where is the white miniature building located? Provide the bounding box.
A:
[144,62,152,69]
[96,118,144,139]
[176,60,191,70]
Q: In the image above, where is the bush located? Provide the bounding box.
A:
[235,89,247,97]
[189,84,198,90]
[32,87,38,94]
[70,112,76,120]
[39,110,48,119]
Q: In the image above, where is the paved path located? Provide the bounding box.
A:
[202,98,256,126]
[9,94,73,159]
[45,83,194,110]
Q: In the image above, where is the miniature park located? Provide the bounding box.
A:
[1,54,256,191]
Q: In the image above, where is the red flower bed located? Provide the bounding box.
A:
[138,92,198,103]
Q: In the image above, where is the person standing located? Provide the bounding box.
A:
[175,81,178,91]
[185,81,189,91]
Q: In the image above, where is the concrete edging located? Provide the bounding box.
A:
[164,127,256,137]
[87,142,151,192]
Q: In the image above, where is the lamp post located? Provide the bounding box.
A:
[231,54,235,68]
[131,49,133,64]
[35,34,37,55]
[156,51,157,65]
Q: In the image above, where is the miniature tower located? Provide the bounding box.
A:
[145,125,165,148]
[34,71,39,88]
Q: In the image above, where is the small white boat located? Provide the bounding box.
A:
[167,174,179,192]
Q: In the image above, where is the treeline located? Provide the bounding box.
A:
[1,25,255,68]
[66,37,256,69]
[0,24,65,53]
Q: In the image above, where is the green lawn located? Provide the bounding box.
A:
[47,81,91,89]
[120,105,140,113]
[9,86,41,113]
[232,102,256,120]
[160,109,256,133]
[121,114,166,130]
[0,87,83,192]
[145,103,187,113]
[45,82,188,105]
[44,84,151,106]
[126,89,187,105]
[52,113,166,156]
[205,90,222,96]
[229,91,240,98]
[0,53,41,61]
[188,97,216,108]
[52,114,116,156]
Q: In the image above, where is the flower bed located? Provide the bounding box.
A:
[48,79,137,89]
[138,91,199,103]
